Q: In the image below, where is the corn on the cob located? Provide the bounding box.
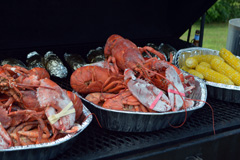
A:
[211,58,240,86]
[199,61,211,68]
[185,57,198,68]
[195,65,234,85]
[191,55,224,64]
[219,48,240,73]
[181,66,190,72]
[188,69,204,79]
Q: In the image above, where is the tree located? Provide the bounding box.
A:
[205,0,240,23]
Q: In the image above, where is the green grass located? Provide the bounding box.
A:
[180,23,229,51]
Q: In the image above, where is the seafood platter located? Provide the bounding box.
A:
[0,64,92,160]
[70,34,208,132]
[174,47,240,103]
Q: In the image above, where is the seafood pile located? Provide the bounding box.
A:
[70,34,197,113]
[0,64,83,149]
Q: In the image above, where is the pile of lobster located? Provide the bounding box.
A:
[70,34,196,113]
[0,64,83,149]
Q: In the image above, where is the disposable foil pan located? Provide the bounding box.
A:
[173,47,240,103]
[0,105,92,160]
[77,73,207,132]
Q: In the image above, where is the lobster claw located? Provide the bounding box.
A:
[124,69,172,112]
[166,66,194,111]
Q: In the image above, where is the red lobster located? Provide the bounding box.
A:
[0,65,84,148]
[70,61,125,94]
[104,34,194,111]
[85,90,156,112]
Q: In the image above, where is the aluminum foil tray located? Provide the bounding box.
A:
[0,105,92,160]
[173,47,240,103]
[76,73,207,132]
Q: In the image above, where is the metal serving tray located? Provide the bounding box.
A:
[0,105,92,160]
[77,73,207,132]
[174,47,240,103]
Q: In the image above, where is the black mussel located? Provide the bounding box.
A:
[1,58,27,68]
[64,53,87,71]
[26,51,45,69]
[44,51,68,78]
[86,47,105,63]
[158,43,177,62]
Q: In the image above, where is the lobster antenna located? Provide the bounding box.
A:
[187,98,215,135]
[84,113,102,128]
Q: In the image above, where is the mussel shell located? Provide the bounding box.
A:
[44,51,68,78]
[1,58,27,68]
[26,51,45,69]
[64,53,87,71]
[158,43,177,62]
[86,47,105,63]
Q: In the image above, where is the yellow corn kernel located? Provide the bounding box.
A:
[192,55,224,64]
[185,57,198,68]
[211,58,240,86]
[219,48,240,73]
[181,66,190,72]
[195,65,234,85]
[199,61,211,68]
[188,69,204,79]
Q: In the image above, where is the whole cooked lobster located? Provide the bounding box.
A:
[71,34,195,112]
[104,34,195,111]
[70,61,125,94]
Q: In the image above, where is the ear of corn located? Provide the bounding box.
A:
[181,66,190,72]
[188,69,204,79]
[185,57,198,68]
[219,48,240,73]
[211,58,240,86]
[195,65,234,85]
[199,61,211,68]
[192,55,224,64]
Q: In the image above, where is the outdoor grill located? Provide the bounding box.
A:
[2,1,240,160]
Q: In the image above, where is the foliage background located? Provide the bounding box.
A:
[205,0,240,23]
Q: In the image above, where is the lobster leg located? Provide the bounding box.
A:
[2,64,30,76]
[2,97,14,108]
[107,56,120,75]
[102,78,126,93]
[139,46,166,61]
[61,124,81,134]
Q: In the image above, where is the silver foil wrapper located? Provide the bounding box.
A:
[0,105,92,160]
[173,47,240,103]
[44,51,68,78]
[77,72,207,132]
[64,53,87,71]
[26,51,45,69]
[1,58,27,68]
